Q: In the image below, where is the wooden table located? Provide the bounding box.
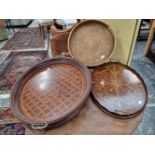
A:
[26,97,143,135]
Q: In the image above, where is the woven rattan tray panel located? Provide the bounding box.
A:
[68,20,116,67]
[92,62,147,119]
[11,57,91,127]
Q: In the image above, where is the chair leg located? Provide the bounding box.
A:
[39,24,42,33]
[8,20,15,33]
[42,26,45,38]
[144,20,155,56]
[39,24,45,39]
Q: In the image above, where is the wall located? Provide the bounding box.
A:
[100,19,141,65]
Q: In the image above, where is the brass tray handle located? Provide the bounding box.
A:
[55,53,70,58]
[61,52,71,57]
[114,110,130,115]
[31,123,48,130]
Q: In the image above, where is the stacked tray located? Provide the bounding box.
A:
[68,20,148,119]
[91,62,147,119]
[11,57,91,130]
[68,20,116,67]
[11,20,148,132]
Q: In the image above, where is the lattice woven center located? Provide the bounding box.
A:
[19,64,87,123]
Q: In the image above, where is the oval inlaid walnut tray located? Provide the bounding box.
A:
[11,57,91,129]
[68,20,116,67]
[92,62,148,119]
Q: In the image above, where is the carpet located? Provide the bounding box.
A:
[2,28,48,51]
[0,108,25,135]
[0,51,47,93]
[0,96,25,135]
[0,51,12,77]
[0,122,25,135]
[0,50,11,65]
[0,109,19,125]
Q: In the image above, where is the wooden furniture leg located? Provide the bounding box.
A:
[39,24,42,33]
[42,26,45,38]
[149,19,153,29]
[144,20,155,56]
[5,19,15,33]
[39,24,45,38]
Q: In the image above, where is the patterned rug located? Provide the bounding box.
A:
[0,50,11,65]
[0,51,47,93]
[0,122,25,135]
[0,109,19,125]
[0,108,25,135]
[2,28,48,51]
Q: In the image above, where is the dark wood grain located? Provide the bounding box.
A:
[92,62,148,119]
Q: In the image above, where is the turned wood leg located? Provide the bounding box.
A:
[144,20,155,56]
[39,24,42,33]
[39,24,44,38]
[41,26,45,38]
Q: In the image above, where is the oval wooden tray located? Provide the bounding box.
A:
[91,62,148,119]
[68,20,116,67]
[11,57,91,129]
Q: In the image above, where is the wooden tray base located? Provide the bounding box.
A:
[25,97,143,135]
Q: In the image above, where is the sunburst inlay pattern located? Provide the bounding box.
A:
[92,63,147,117]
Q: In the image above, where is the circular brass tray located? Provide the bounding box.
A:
[68,20,116,67]
[11,57,91,129]
[91,62,148,119]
